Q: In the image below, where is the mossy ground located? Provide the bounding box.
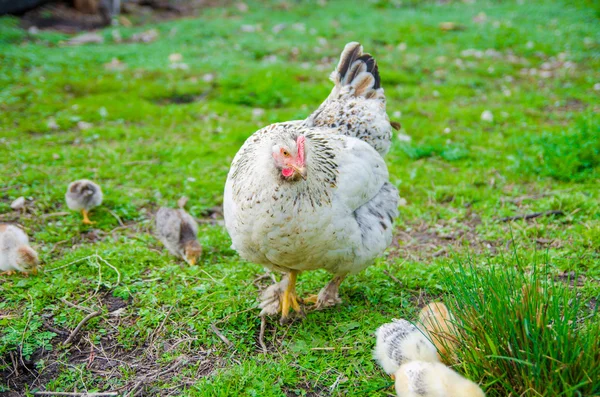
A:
[0,0,598,396]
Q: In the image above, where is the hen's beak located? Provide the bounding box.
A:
[291,165,307,180]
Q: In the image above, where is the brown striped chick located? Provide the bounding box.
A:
[395,361,485,397]
[0,224,40,276]
[66,179,103,225]
[417,302,460,362]
[374,319,440,378]
[155,206,202,266]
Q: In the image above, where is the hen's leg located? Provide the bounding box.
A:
[280,270,302,323]
[258,271,302,322]
[82,209,96,225]
[0,270,17,276]
[304,274,346,309]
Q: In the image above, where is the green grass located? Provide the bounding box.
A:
[515,117,600,182]
[0,0,599,395]
[442,257,600,396]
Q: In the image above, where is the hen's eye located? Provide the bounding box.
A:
[281,149,291,157]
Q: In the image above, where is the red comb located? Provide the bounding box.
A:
[297,136,305,165]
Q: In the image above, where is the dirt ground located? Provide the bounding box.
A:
[19,0,226,33]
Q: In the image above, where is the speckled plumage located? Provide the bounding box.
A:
[304,42,392,156]
[155,207,201,264]
[65,179,103,211]
[224,42,399,312]
[374,319,440,375]
[395,361,486,397]
[0,224,39,274]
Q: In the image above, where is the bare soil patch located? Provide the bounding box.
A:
[1,292,216,396]
[19,0,229,33]
[391,212,502,262]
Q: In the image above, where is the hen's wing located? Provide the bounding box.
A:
[304,42,392,156]
[314,133,399,269]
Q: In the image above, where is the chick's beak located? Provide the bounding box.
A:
[186,257,196,266]
[291,165,307,180]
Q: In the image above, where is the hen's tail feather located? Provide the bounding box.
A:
[331,42,381,97]
[336,42,363,83]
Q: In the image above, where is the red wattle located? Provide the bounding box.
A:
[282,168,294,177]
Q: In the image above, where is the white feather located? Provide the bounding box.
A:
[395,361,486,397]
[0,224,35,273]
[374,319,440,375]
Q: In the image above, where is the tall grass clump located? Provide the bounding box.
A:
[440,259,599,397]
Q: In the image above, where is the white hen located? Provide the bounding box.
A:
[224,42,399,322]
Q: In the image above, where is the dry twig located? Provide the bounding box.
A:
[125,356,188,397]
[311,347,353,351]
[106,208,124,227]
[383,270,403,286]
[34,393,118,396]
[60,297,95,313]
[41,212,70,219]
[499,210,564,222]
[258,316,268,354]
[210,323,233,348]
[63,311,102,345]
[149,304,175,343]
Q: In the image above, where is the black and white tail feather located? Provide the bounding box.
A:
[305,42,396,156]
[330,42,382,99]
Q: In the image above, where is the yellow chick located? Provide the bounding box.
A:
[395,361,485,397]
[0,224,40,276]
[374,319,440,377]
[155,205,202,266]
[65,179,103,224]
[417,302,460,361]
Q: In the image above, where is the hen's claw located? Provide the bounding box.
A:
[279,270,303,323]
[259,280,285,317]
[303,274,346,310]
[258,271,304,323]
[302,295,318,304]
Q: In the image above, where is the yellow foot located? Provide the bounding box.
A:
[302,275,346,310]
[1,270,17,276]
[280,271,303,324]
[82,209,96,225]
[391,374,396,381]
[302,294,318,304]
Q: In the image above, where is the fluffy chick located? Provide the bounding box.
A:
[417,302,459,361]
[65,179,103,224]
[0,224,40,276]
[395,361,485,397]
[155,207,202,265]
[374,319,439,377]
